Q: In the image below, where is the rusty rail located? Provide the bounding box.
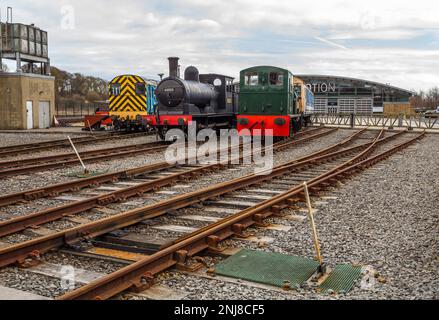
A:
[0,127,333,207]
[0,142,171,178]
[58,131,424,300]
[0,128,326,179]
[0,128,367,269]
[0,128,338,237]
[0,132,149,157]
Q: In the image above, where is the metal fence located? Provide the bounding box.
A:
[311,113,439,130]
[55,102,108,117]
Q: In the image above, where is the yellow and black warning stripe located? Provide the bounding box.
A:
[109,75,147,119]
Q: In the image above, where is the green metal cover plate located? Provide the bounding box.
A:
[215,249,320,289]
[319,264,362,294]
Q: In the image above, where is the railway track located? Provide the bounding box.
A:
[54,130,424,300]
[0,128,336,238]
[0,128,328,179]
[0,127,332,208]
[0,132,150,158]
[0,128,424,300]
[0,140,171,178]
[0,132,406,266]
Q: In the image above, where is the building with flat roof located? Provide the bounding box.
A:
[295,75,414,115]
[0,72,55,130]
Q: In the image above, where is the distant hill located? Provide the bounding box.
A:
[50,67,109,104]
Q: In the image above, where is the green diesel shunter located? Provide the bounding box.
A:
[237,66,312,138]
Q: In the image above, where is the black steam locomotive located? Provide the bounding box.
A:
[152,57,237,139]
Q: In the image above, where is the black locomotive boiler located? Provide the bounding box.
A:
[152,57,237,139]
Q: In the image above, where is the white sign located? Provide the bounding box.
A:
[306,83,337,94]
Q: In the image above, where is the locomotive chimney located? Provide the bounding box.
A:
[168,57,179,78]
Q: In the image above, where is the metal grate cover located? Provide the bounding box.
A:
[319,264,362,294]
[215,249,320,289]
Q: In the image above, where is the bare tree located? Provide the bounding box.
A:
[411,87,439,111]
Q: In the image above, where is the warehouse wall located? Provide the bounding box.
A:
[0,73,55,130]
[383,102,415,116]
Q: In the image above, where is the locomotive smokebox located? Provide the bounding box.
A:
[184,66,200,82]
[168,57,180,78]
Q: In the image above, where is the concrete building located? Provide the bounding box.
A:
[0,72,55,129]
[295,75,414,115]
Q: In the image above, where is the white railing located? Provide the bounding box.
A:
[311,114,439,130]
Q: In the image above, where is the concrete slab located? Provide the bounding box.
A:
[263,224,292,232]
[172,184,191,189]
[97,186,123,191]
[152,225,198,234]
[63,216,91,224]
[23,227,56,237]
[29,262,105,285]
[114,182,143,186]
[235,236,274,244]
[211,200,256,208]
[179,215,221,223]
[91,207,118,215]
[320,196,338,200]
[123,200,146,207]
[246,189,283,195]
[231,194,272,200]
[0,286,51,300]
[155,190,178,195]
[157,172,179,176]
[203,207,241,214]
[55,195,88,201]
[132,178,156,183]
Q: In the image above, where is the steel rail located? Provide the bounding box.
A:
[0,128,339,237]
[0,127,333,207]
[0,128,326,178]
[0,128,366,268]
[0,132,150,157]
[0,127,323,170]
[0,141,169,169]
[0,143,171,178]
[58,131,424,300]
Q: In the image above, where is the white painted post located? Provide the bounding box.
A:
[68,136,88,174]
[303,182,323,266]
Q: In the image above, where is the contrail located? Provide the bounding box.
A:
[314,36,348,50]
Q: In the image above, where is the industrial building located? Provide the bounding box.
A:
[0,7,54,130]
[295,75,414,115]
[0,72,55,130]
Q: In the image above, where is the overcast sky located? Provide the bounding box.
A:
[2,0,439,91]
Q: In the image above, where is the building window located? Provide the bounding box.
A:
[136,83,146,95]
[244,72,259,86]
[110,84,121,96]
[269,72,284,86]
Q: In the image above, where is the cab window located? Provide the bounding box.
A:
[244,72,259,86]
[269,72,284,86]
[136,83,146,95]
[110,84,121,96]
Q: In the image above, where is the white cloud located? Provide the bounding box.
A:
[1,0,438,90]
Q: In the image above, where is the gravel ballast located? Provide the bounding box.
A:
[138,134,438,300]
[0,130,436,300]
